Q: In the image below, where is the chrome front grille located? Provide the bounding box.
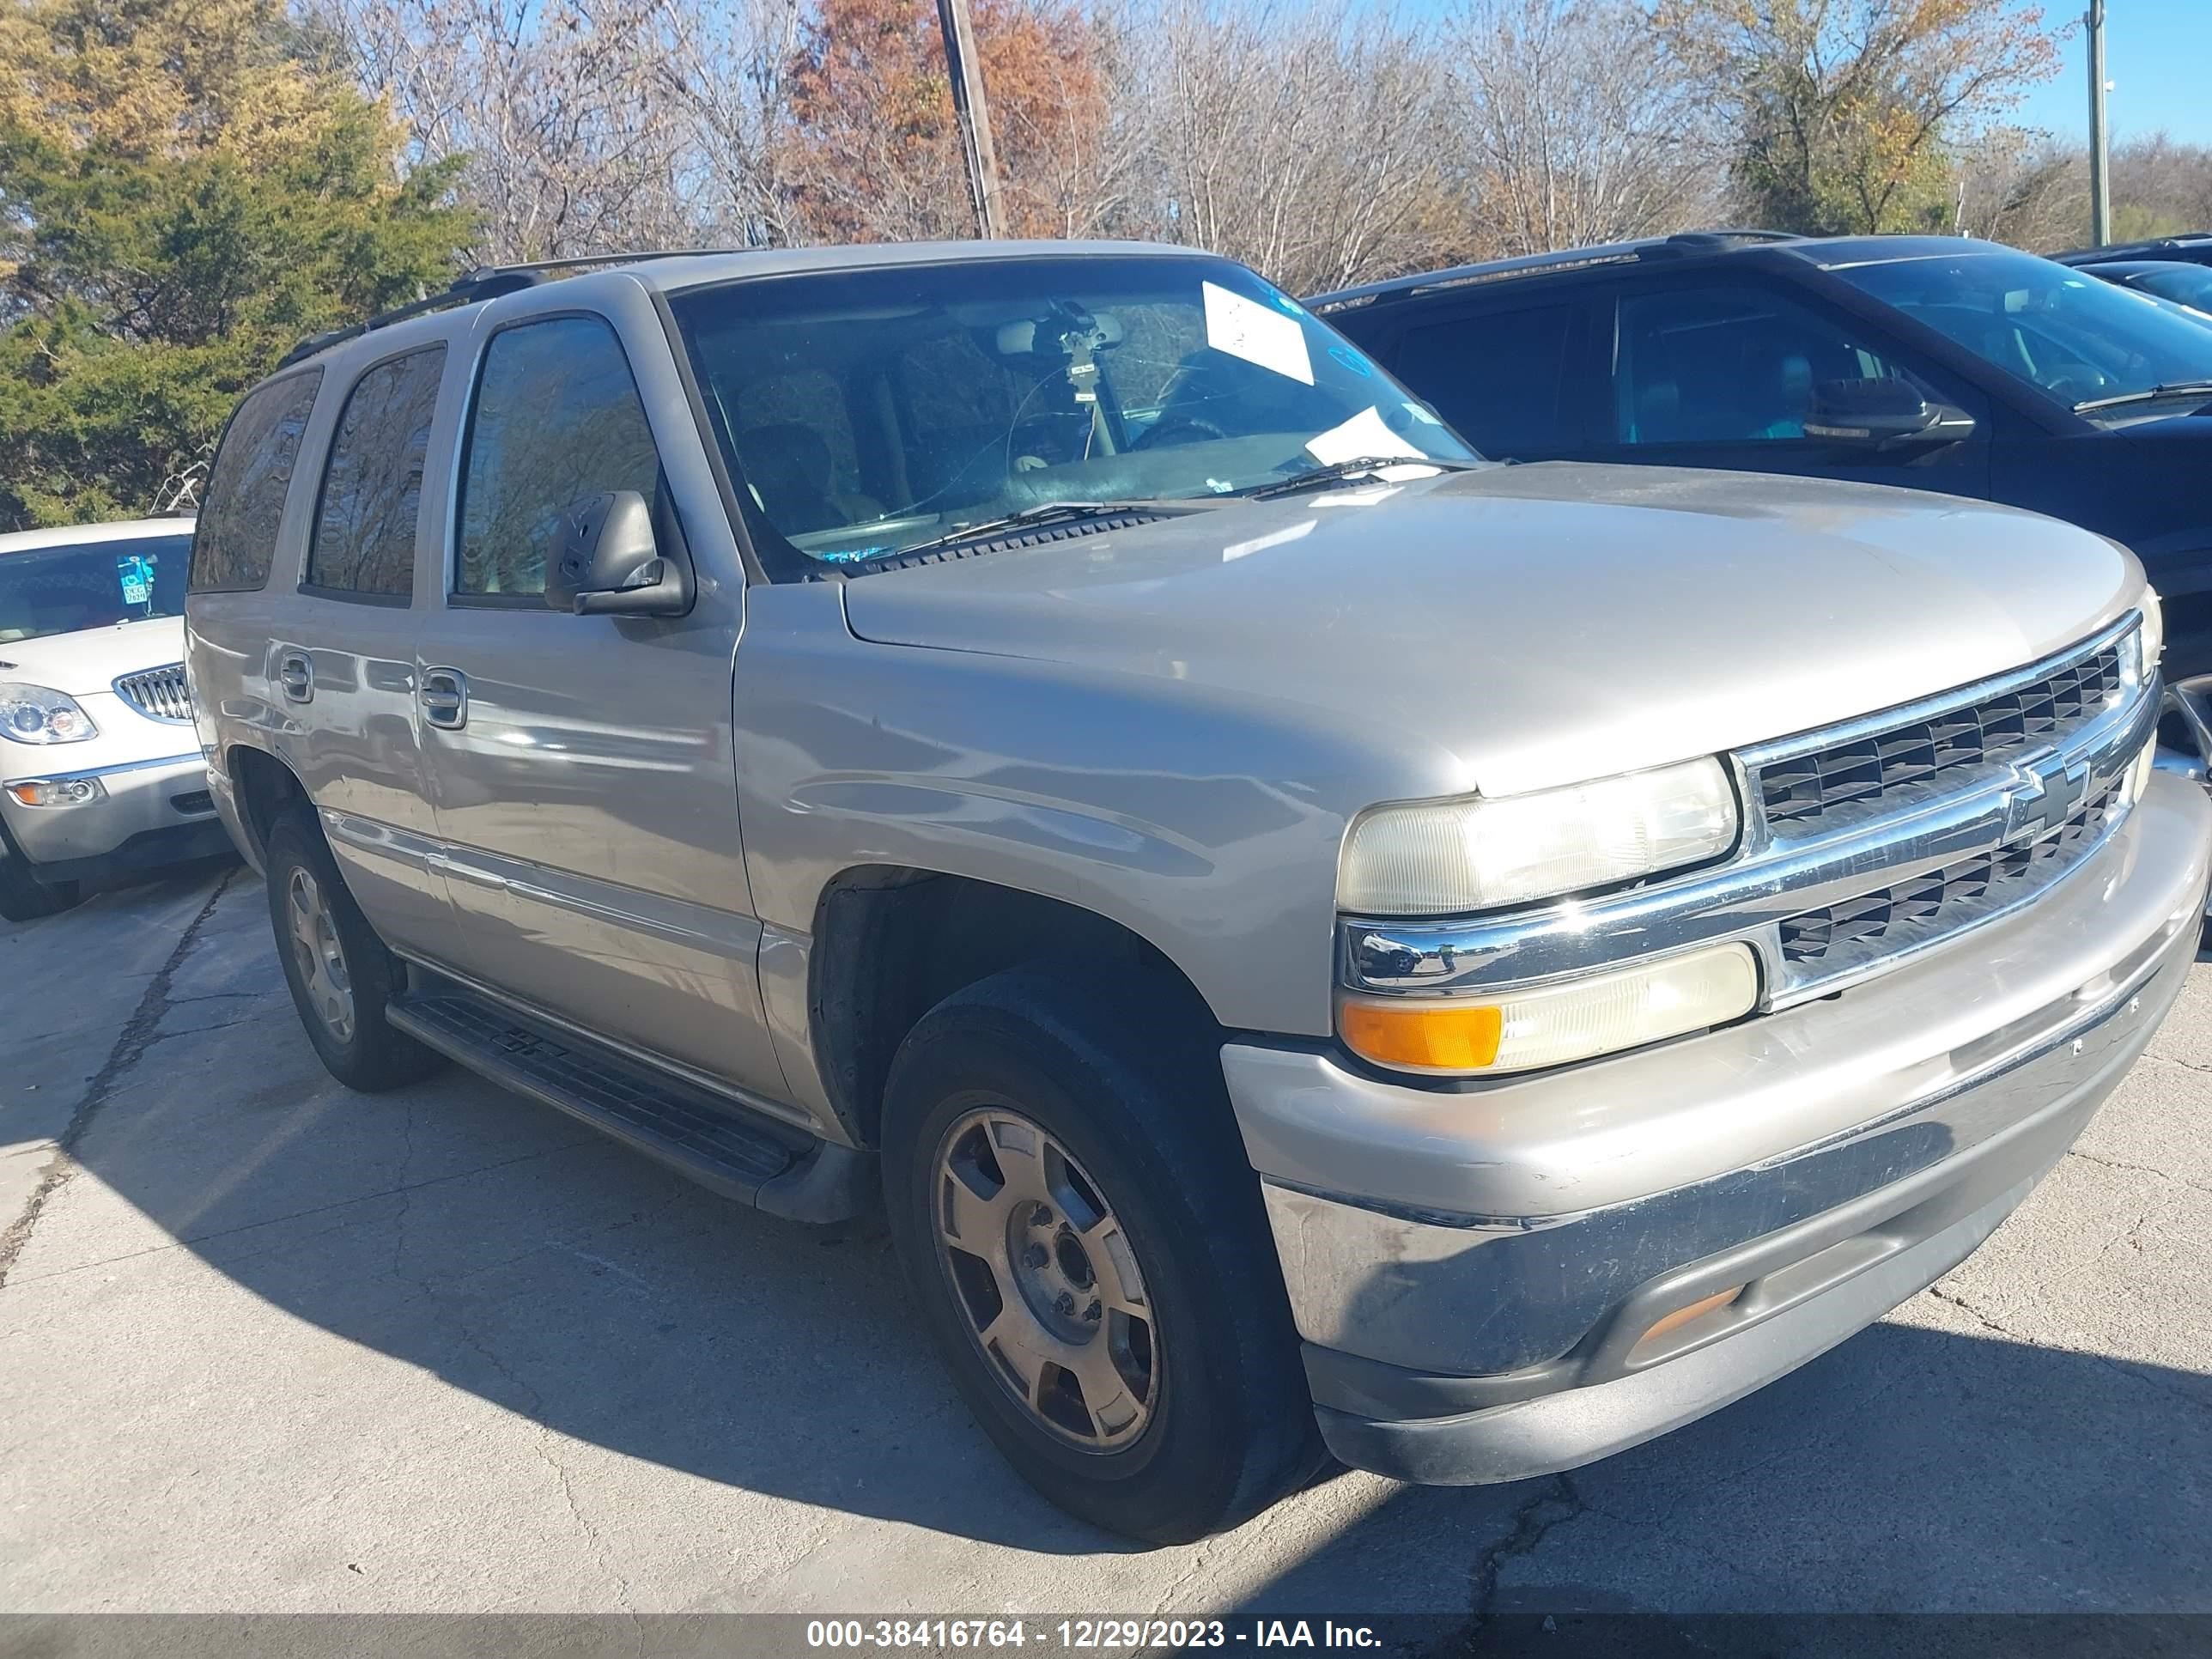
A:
[1342,612,2157,1018]
[114,663,191,723]
[1778,778,2122,974]
[1757,643,2124,837]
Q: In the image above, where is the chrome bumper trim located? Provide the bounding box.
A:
[1,750,205,790]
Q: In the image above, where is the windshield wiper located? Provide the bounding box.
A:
[2073,380,2212,413]
[1242,455,1481,499]
[878,499,1195,562]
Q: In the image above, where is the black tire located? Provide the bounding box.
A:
[0,830,80,923]
[264,808,445,1091]
[881,967,1320,1543]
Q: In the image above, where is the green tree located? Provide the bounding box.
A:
[0,0,471,530]
[1655,0,2061,236]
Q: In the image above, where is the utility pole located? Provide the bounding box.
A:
[2087,0,2111,246]
[936,0,1007,240]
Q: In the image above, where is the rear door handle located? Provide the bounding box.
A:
[421,666,469,731]
[277,651,313,703]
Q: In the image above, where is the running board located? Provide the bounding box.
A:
[386,983,872,1222]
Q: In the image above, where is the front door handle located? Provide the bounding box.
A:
[277,651,313,704]
[421,666,469,731]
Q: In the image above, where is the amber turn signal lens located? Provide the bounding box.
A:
[1339,1000,1504,1071]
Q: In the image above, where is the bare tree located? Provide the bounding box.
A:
[1131,0,1454,295]
[655,0,809,246]
[326,0,714,261]
[1950,126,2082,248]
[1443,0,1722,258]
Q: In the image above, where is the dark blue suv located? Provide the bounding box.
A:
[1313,234,2212,678]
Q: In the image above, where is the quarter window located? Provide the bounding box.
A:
[190,370,322,592]
[456,318,662,599]
[1613,289,1923,445]
[307,348,447,598]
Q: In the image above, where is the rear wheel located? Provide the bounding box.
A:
[264,809,444,1091]
[881,968,1320,1543]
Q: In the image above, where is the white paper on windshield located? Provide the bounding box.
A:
[1204,282,1313,385]
[1304,405,1430,467]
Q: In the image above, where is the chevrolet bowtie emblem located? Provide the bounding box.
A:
[2002,750,2090,845]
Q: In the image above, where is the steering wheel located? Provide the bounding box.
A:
[1132,414,1230,452]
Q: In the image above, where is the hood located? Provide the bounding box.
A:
[841,464,2140,797]
[0,616,187,698]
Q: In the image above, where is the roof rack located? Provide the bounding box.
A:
[1644,228,1802,255]
[2051,232,2212,266]
[1308,229,1802,310]
[276,247,753,370]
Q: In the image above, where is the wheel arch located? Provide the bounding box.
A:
[805,864,1225,1148]
[224,740,311,866]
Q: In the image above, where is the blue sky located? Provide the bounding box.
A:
[2014,0,2212,147]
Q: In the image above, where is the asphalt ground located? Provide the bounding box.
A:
[3,862,2208,1654]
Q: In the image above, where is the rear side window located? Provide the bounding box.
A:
[307,347,447,599]
[456,319,660,599]
[190,370,322,592]
[1392,306,1579,456]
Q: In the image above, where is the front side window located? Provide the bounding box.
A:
[0,533,192,643]
[456,318,663,599]
[1614,288,1925,446]
[668,256,1479,578]
[307,347,447,599]
[191,369,322,592]
[1834,248,2212,414]
[1393,304,1579,456]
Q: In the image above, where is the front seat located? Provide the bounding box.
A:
[739,424,882,535]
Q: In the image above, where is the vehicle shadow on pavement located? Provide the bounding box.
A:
[22,871,2212,1587]
[1239,1322,2212,1621]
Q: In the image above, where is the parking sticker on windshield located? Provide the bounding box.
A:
[115,552,155,608]
[1204,282,1313,386]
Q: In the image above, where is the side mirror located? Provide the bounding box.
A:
[547,491,694,617]
[1805,379,1976,449]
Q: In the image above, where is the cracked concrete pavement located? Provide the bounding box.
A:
[3,864,2209,1626]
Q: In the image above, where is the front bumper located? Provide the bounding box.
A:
[0,751,230,884]
[1224,770,2212,1486]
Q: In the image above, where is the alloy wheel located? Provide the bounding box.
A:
[286,867,356,1044]
[932,1106,1161,1451]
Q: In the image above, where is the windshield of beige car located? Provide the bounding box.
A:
[0,535,192,643]
[668,256,1480,578]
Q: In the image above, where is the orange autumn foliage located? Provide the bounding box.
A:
[778,0,1120,242]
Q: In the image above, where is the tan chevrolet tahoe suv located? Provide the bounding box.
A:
[185,241,2209,1543]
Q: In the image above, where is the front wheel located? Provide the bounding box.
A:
[0,854,80,923]
[881,969,1320,1543]
[264,809,445,1091]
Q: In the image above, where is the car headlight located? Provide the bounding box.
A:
[1340,941,1760,1075]
[1339,757,1740,916]
[0,684,99,744]
[2137,587,2164,678]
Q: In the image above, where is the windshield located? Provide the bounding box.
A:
[2116,262,2212,314]
[0,533,191,644]
[1833,248,2212,412]
[668,255,1477,576]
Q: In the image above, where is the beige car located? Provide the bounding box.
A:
[186,243,2209,1541]
[0,518,228,921]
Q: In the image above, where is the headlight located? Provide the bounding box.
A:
[1339,941,1759,1075]
[2138,587,2164,678]
[1339,757,1739,916]
[0,684,99,744]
